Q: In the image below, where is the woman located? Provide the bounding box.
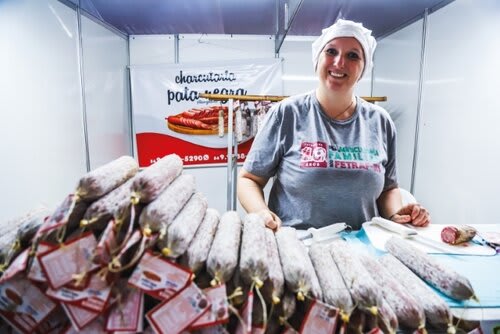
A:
[238,19,430,230]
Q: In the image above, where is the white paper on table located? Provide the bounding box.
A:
[362,222,498,256]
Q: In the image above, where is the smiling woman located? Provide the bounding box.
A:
[237,19,431,231]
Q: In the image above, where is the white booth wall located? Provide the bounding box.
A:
[129,34,372,215]
[0,0,131,222]
[373,0,500,225]
[81,15,132,170]
[372,20,423,192]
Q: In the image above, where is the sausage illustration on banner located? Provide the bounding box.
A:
[166,106,228,135]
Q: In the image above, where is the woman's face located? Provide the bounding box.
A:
[316,37,365,93]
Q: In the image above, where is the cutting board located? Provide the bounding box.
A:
[362,222,497,256]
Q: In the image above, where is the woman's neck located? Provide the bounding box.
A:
[315,87,356,120]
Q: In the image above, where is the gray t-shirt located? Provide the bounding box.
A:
[243,91,398,230]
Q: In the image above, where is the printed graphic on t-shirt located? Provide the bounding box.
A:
[300,141,382,172]
[300,142,328,168]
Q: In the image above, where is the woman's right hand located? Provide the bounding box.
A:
[256,209,282,230]
[238,168,281,229]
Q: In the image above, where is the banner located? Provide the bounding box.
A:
[130,59,283,167]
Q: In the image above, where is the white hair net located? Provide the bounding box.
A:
[312,19,377,80]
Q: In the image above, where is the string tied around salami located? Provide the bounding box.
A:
[28,242,37,257]
[366,305,378,316]
[161,247,171,257]
[227,303,247,332]
[35,193,79,245]
[109,204,137,256]
[113,288,135,324]
[142,226,152,237]
[79,217,98,228]
[251,278,269,329]
[225,284,246,329]
[278,316,290,327]
[109,257,122,272]
[96,266,110,281]
[210,275,223,287]
[344,288,378,316]
[278,315,296,333]
[130,191,140,205]
[158,226,171,257]
[10,238,21,252]
[108,231,156,274]
[56,225,67,246]
[450,302,485,334]
[339,310,350,324]
[72,271,88,287]
[418,324,428,333]
[226,286,244,301]
[271,295,280,305]
[0,237,23,273]
[252,276,264,289]
[296,285,308,301]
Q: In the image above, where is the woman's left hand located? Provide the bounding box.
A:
[390,203,431,227]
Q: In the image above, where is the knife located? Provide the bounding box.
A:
[298,222,350,246]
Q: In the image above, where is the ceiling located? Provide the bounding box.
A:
[69,0,454,39]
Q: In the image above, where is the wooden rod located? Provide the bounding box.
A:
[361,96,387,102]
[199,93,387,103]
[199,93,286,102]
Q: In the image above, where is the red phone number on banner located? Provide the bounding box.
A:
[136,133,253,167]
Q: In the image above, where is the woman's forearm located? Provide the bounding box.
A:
[237,169,282,229]
[237,169,269,213]
[377,187,403,219]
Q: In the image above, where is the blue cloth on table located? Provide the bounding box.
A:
[341,229,500,308]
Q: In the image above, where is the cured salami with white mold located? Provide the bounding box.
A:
[378,254,454,331]
[131,154,183,204]
[157,192,208,258]
[304,248,323,301]
[358,252,425,330]
[182,208,220,274]
[40,198,89,243]
[206,211,242,284]
[76,155,138,201]
[363,310,378,333]
[226,267,248,307]
[239,213,269,287]
[192,269,213,289]
[275,291,297,332]
[60,200,89,238]
[309,243,353,322]
[14,207,51,245]
[329,239,383,315]
[261,228,284,305]
[280,291,297,321]
[80,177,135,231]
[385,236,475,300]
[0,206,47,242]
[441,225,477,245]
[346,309,365,334]
[0,206,51,265]
[376,297,398,334]
[275,227,315,301]
[138,174,195,235]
